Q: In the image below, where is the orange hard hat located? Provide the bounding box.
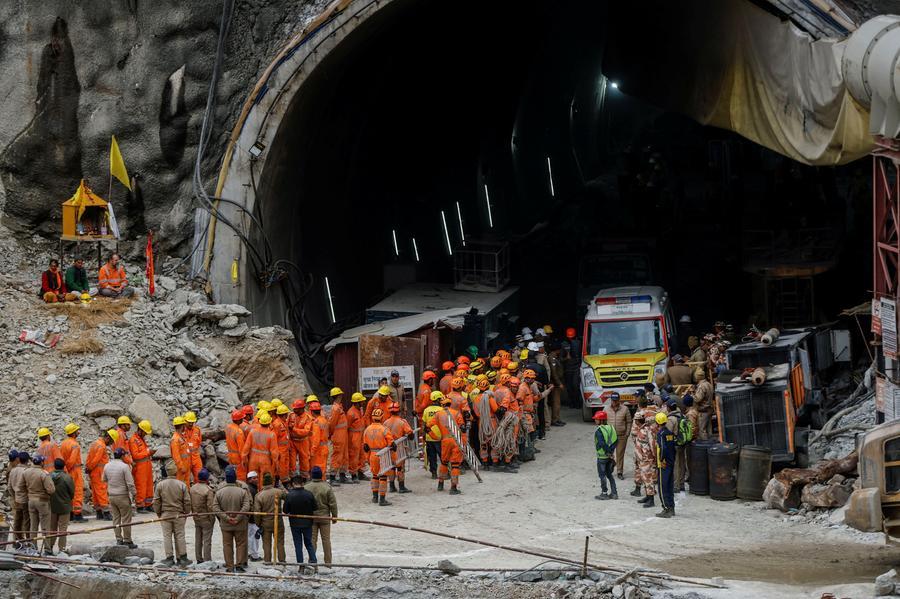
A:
[242,405,254,417]
[476,378,489,390]
[372,408,384,422]
[523,369,537,379]
[509,376,521,387]
[423,370,437,381]
[498,368,509,376]
[457,356,471,365]
[496,350,510,360]
[451,377,466,390]
[498,373,511,386]
[566,327,577,339]
[292,398,306,410]
[389,402,400,413]
[500,358,510,369]
[307,400,321,410]
[442,361,455,371]
[490,356,502,368]
[231,410,244,422]
[456,364,469,372]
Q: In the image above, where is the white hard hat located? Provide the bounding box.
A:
[522,327,533,335]
[679,315,692,323]
[535,329,546,337]
[536,341,545,348]
[527,341,540,352]
[523,333,534,341]
[247,471,258,479]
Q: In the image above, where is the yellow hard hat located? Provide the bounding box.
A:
[329,387,344,397]
[37,427,51,439]
[183,411,197,423]
[276,404,290,415]
[173,416,185,427]
[270,399,283,408]
[257,400,271,411]
[255,410,267,420]
[430,391,445,403]
[519,349,529,360]
[306,394,319,403]
[107,429,120,442]
[138,420,152,435]
[470,361,484,370]
[117,416,133,426]
[507,361,519,371]
[378,385,391,396]
[543,325,554,334]
[64,423,80,436]
[80,292,91,303]
[351,392,366,403]
[259,412,273,425]
[655,412,668,425]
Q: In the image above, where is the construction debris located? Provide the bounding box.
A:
[763,453,858,512]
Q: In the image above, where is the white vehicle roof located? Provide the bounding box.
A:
[588,286,668,319]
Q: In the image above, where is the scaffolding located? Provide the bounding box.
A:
[453,241,510,293]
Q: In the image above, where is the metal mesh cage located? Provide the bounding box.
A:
[453,241,510,292]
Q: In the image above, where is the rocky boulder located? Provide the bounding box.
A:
[128,393,172,437]
[83,403,123,418]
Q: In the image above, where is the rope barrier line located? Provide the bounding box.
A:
[1,511,721,588]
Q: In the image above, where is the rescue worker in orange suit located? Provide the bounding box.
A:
[308,399,330,479]
[364,386,394,427]
[272,404,297,482]
[471,378,500,468]
[114,416,134,466]
[416,371,437,420]
[60,423,86,521]
[226,410,248,481]
[242,410,278,483]
[129,420,156,512]
[183,411,203,484]
[170,416,192,487]
[438,361,455,395]
[426,396,465,495]
[86,430,116,520]
[328,387,350,485]
[36,428,62,473]
[288,398,313,481]
[363,408,395,506]
[347,393,367,483]
[496,375,521,471]
[384,402,415,494]
[240,406,254,436]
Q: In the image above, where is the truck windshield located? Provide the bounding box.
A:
[586,318,663,355]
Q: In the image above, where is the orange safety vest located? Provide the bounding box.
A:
[98,263,127,289]
[59,437,82,470]
[37,440,62,472]
[363,423,394,452]
[416,382,433,415]
[347,406,365,434]
[129,434,151,464]
[170,432,190,470]
[225,423,245,466]
[85,439,109,474]
[311,414,329,449]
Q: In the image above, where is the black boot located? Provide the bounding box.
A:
[449,487,461,495]
[431,471,437,479]
[656,507,674,518]
[437,481,445,491]
[357,471,370,481]
[350,474,359,484]
[371,491,379,504]
[642,496,656,508]
[389,481,397,493]
[339,473,349,484]
[630,485,642,497]
[379,496,392,506]
[398,482,412,493]
[637,495,652,504]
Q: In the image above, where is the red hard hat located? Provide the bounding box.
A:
[442,361,455,371]
[242,405,254,417]
[292,398,306,410]
[389,402,400,413]
[456,364,469,372]
[593,410,607,420]
[457,356,471,365]
[423,370,437,381]
[566,327,577,339]
[231,409,244,422]
[307,400,321,410]
[508,377,521,386]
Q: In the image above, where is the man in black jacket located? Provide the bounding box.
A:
[282,475,318,571]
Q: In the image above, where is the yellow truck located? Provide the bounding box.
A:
[579,286,677,421]
[845,420,900,541]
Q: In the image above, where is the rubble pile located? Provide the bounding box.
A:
[810,392,875,460]
[0,225,307,508]
[762,453,858,516]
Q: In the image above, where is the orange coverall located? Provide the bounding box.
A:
[59,437,84,515]
[363,423,394,498]
[516,383,536,432]
[310,413,330,476]
[329,403,349,476]
[85,439,110,511]
[225,422,247,481]
[346,405,365,476]
[170,431,192,487]
[363,397,393,427]
[288,411,313,478]
[439,374,453,395]
[494,384,518,464]
[272,416,292,480]
[37,439,62,472]
[429,408,465,487]
[471,390,500,462]
[129,434,154,508]
[384,415,413,484]
[415,383,433,419]
[242,425,278,482]
[185,425,203,482]
[113,427,133,466]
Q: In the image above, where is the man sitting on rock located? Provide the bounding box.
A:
[64,258,91,297]
[40,259,77,303]
[98,253,134,299]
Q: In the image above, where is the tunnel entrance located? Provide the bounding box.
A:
[228,0,871,386]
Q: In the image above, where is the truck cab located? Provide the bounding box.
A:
[579,286,675,421]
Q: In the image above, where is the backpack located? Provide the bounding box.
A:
[674,413,693,446]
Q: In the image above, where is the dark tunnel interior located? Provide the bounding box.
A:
[250,0,873,385]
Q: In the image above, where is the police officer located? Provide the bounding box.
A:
[655,412,676,518]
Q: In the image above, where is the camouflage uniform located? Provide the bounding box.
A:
[634,407,659,495]
[693,380,714,439]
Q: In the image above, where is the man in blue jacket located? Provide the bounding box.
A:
[655,412,677,518]
[593,411,618,500]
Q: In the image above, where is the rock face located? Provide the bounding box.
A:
[0,0,331,248]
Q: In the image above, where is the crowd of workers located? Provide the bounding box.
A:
[39,254,135,303]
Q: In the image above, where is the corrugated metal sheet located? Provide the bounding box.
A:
[325,307,470,351]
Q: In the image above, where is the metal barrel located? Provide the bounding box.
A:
[708,442,739,500]
[736,445,772,501]
[688,439,718,495]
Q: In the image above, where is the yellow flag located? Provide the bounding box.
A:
[109,135,132,191]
